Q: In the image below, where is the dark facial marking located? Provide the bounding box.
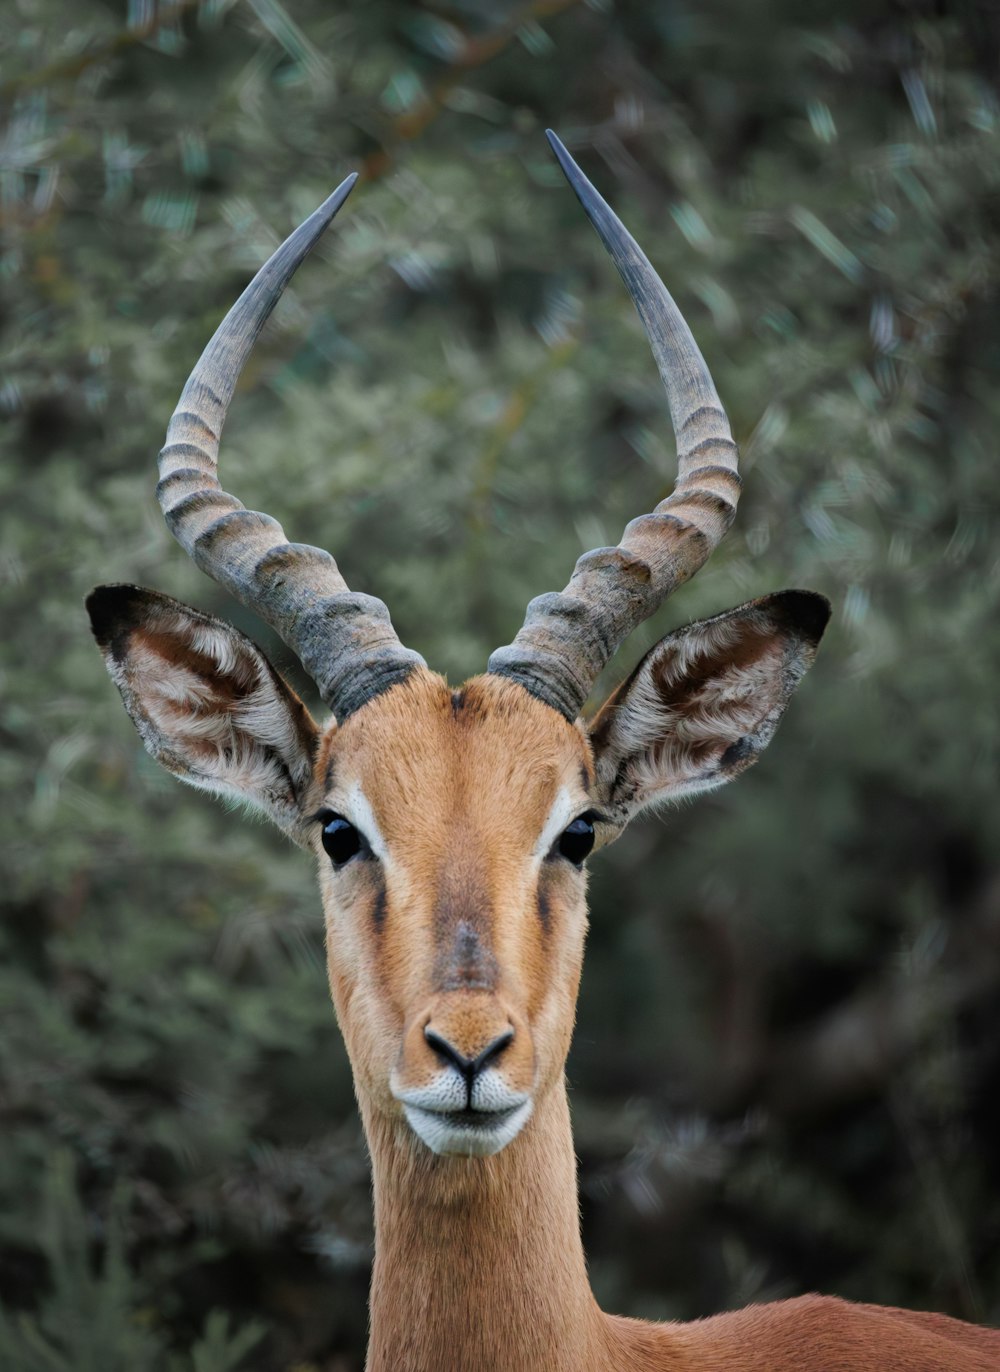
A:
[435,919,499,992]
[537,886,551,933]
[372,884,387,931]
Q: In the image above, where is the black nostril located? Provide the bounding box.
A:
[424,1026,514,1080]
[472,1029,514,1075]
[424,1026,473,1075]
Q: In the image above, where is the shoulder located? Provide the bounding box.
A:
[670,1294,999,1372]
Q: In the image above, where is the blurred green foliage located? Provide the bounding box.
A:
[0,1152,265,1372]
[2,0,1000,1366]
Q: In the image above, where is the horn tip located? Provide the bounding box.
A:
[545,129,576,177]
[544,130,605,223]
[321,171,359,217]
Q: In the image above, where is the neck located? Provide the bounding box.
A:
[363,1082,607,1372]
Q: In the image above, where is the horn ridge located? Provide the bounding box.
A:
[156,174,425,719]
[487,132,741,719]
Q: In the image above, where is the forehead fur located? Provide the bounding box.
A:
[315,670,593,834]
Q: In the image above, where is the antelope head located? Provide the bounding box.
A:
[88,135,829,1160]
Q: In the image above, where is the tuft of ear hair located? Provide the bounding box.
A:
[588,590,830,831]
[87,585,320,845]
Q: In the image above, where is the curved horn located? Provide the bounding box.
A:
[157,175,425,720]
[487,132,741,720]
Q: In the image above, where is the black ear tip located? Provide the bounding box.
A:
[770,589,832,644]
[86,584,122,643]
[86,583,149,646]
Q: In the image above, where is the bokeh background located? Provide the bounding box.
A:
[3,0,1000,1367]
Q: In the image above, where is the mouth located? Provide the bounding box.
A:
[402,1099,533,1157]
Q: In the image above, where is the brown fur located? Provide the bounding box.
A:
[310,671,589,1119]
[310,668,1000,1372]
[363,1086,999,1371]
[89,586,999,1369]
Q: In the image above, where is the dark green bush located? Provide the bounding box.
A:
[3,1,999,1365]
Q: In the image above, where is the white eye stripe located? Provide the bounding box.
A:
[533,787,575,862]
[330,784,584,866]
[340,783,389,863]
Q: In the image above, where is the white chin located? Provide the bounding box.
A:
[403,1100,533,1157]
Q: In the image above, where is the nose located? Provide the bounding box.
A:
[392,997,535,1135]
[424,1024,514,1087]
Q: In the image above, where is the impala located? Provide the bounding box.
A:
[88,133,999,1370]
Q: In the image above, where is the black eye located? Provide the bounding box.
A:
[320,813,366,867]
[555,816,595,867]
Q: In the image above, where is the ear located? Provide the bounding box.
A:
[588,590,830,833]
[87,585,321,847]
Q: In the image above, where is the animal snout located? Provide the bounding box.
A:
[393,993,535,1101]
[424,1023,514,1100]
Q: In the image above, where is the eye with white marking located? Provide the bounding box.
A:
[549,814,596,867]
[316,810,371,868]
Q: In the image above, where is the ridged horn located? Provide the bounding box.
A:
[157,175,425,720]
[488,131,741,720]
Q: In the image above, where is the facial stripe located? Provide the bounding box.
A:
[532,785,575,862]
[344,782,389,862]
[372,885,387,930]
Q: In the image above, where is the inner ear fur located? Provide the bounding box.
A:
[588,590,830,829]
[87,584,320,846]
